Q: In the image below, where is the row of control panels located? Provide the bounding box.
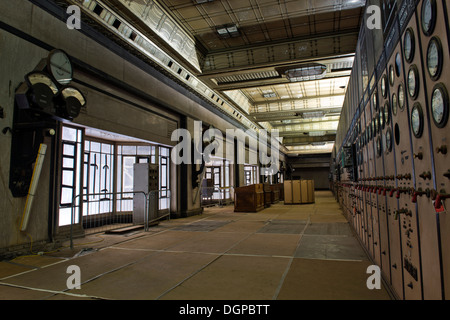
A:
[332,0,450,300]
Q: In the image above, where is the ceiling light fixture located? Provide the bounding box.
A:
[284,63,327,82]
[216,24,240,38]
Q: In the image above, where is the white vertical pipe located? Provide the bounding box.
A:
[20,144,47,232]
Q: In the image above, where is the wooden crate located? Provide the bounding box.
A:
[234,184,264,212]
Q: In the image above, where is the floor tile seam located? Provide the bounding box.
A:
[0,257,71,281]
[110,246,295,260]
[272,216,312,300]
[0,249,162,299]
[0,281,109,300]
[154,220,274,300]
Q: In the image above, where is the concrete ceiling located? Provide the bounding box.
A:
[67,0,366,155]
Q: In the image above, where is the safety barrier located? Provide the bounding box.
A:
[200,186,234,207]
[70,190,171,249]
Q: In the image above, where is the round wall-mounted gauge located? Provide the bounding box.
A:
[404,28,415,63]
[379,108,385,129]
[431,83,449,128]
[398,84,406,110]
[421,0,437,36]
[386,127,393,152]
[411,103,424,138]
[373,118,378,135]
[392,93,398,116]
[395,53,402,77]
[376,137,382,157]
[389,65,395,86]
[47,49,73,85]
[372,91,379,111]
[407,65,420,99]
[384,101,391,124]
[381,75,388,98]
[427,36,443,81]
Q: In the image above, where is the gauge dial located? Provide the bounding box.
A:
[431,83,449,128]
[392,93,398,116]
[376,137,382,157]
[389,65,395,87]
[372,91,379,111]
[381,75,387,98]
[379,108,385,129]
[421,0,436,36]
[408,66,419,99]
[395,53,402,77]
[26,72,58,94]
[386,128,393,152]
[384,101,391,124]
[404,28,415,63]
[427,37,443,80]
[398,84,406,110]
[411,103,424,138]
[47,49,73,85]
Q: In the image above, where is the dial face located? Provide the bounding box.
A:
[379,108,385,129]
[47,50,73,85]
[26,72,58,94]
[62,87,86,106]
[421,0,436,36]
[384,101,391,124]
[386,128,392,152]
[389,65,395,86]
[381,75,387,98]
[372,91,379,111]
[411,103,424,138]
[404,28,415,63]
[395,53,402,77]
[427,37,442,80]
[431,84,449,128]
[376,137,382,156]
[408,66,419,99]
[392,93,398,116]
[398,84,405,110]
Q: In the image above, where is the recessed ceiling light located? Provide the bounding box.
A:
[285,63,327,82]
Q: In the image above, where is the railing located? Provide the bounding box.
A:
[200,186,234,207]
[70,190,171,249]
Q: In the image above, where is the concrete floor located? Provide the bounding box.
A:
[0,191,392,300]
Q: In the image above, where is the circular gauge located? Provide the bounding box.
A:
[427,36,443,81]
[395,53,402,77]
[398,84,406,110]
[421,0,437,36]
[431,83,449,128]
[384,101,391,124]
[380,108,385,129]
[411,103,424,138]
[386,127,393,152]
[372,91,379,111]
[403,28,415,63]
[407,66,420,99]
[26,72,59,94]
[381,75,388,98]
[368,124,372,140]
[392,93,398,116]
[376,137,382,157]
[389,65,395,86]
[373,118,378,135]
[47,49,73,85]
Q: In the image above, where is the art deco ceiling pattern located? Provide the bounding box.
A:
[67,0,366,155]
